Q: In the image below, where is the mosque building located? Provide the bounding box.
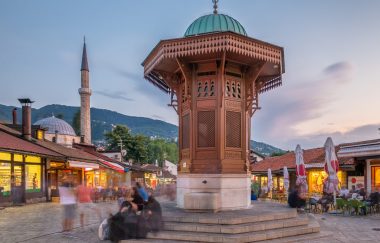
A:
[33,39,91,147]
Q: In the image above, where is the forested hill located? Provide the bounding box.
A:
[0,104,285,155]
[0,104,177,141]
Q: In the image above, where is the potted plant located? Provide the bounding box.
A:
[251,181,260,200]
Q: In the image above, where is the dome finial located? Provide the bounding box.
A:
[212,0,219,14]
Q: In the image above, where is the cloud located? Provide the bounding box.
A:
[110,66,170,103]
[94,90,134,102]
[323,61,353,84]
[284,123,380,149]
[152,114,165,120]
[252,61,354,148]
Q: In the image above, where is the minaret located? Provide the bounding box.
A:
[79,38,92,144]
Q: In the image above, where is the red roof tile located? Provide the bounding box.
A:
[251,146,354,173]
[0,130,62,157]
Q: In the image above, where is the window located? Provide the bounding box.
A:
[14,154,23,162]
[0,152,11,161]
[25,165,41,192]
[371,166,380,191]
[0,163,11,196]
[25,155,41,163]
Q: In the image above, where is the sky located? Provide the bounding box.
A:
[1,0,379,150]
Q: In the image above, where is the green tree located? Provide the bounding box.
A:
[56,113,64,119]
[270,151,288,157]
[72,110,80,135]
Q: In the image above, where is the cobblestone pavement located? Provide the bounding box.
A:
[1,201,380,243]
[0,201,118,243]
[303,213,380,243]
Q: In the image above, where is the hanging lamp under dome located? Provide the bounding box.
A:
[184,13,247,37]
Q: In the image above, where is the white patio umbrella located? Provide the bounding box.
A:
[268,168,273,197]
[324,137,340,206]
[283,166,290,195]
[295,144,308,194]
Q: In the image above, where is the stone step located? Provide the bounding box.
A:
[122,219,319,243]
[163,216,309,234]
[163,210,297,225]
[263,230,334,243]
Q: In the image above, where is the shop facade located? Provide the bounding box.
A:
[251,146,354,195]
[338,139,380,193]
[0,152,47,204]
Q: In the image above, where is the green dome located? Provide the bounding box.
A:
[184,13,247,37]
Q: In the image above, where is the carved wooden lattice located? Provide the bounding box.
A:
[225,80,241,100]
[197,111,215,147]
[226,111,241,148]
[197,80,215,97]
[143,32,283,76]
[182,114,190,149]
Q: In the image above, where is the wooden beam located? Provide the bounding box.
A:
[220,51,226,107]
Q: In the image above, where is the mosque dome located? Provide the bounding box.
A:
[34,116,76,136]
[184,13,247,37]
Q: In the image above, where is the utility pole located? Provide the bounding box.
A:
[118,137,123,163]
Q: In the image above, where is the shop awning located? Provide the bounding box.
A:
[99,160,125,173]
[305,163,324,169]
[69,160,99,169]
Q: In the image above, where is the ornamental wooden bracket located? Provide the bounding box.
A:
[158,70,180,115]
[168,89,179,115]
[245,61,265,117]
[176,57,192,101]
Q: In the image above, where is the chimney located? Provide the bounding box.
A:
[12,108,17,125]
[54,130,59,143]
[18,98,34,140]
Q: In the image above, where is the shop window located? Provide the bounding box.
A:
[14,154,23,162]
[371,166,380,191]
[0,163,11,196]
[308,170,346,193]
[25,155,41,163]
[0,152,11,161]
[25,165,41,192]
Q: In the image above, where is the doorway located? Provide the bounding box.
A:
[12,164,24,204]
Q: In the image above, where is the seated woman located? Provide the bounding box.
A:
[318,192,333,212]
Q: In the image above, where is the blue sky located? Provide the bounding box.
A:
[1,0,379,150]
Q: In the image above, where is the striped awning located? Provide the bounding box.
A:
[99,160,125,173]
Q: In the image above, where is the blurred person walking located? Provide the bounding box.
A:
[136,182,149,202]
[59,181,77,231]
[77,183,101,227]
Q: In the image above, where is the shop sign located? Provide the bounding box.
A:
[69,160,99,169]
[348,176,365,190]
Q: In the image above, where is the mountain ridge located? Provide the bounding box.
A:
[0,103,284,155]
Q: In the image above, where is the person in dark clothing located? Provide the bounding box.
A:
[318,192,333,212]
[145,195,163,233]
[132,187,145,211]
[288,187,306,209]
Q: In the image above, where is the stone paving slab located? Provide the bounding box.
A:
[1,200,380,242]
[0,202,117,243]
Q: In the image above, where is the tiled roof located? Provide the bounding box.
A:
[73,143,125,165]
[141,164,162,172]
[251,146,354,173]
[32,139,99,162]
[157,170,176,179]
[0,129,62,158]
[339,139,380,148]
